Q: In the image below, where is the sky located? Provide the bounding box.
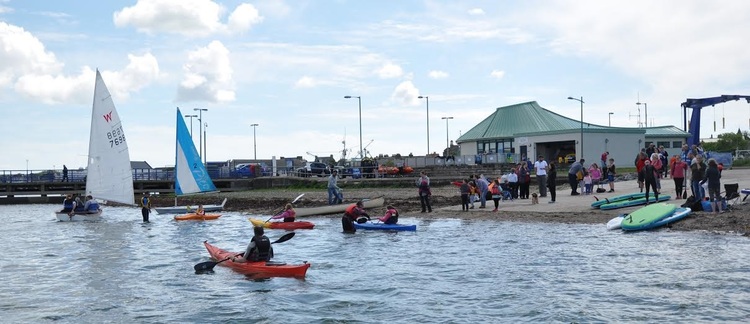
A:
[2,0,750,171]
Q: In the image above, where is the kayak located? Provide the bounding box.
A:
[620,203,676,231]
[605,214,626,230]
[599,195,671,210]
[174,213,221,221]
[353,222,417,231]
[249,218,315,230]
[591,192,655,208]
[203,241,310,278]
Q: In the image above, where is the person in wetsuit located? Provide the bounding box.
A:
[342,201,370,233]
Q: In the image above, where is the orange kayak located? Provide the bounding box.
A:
[249,218,315,230]
[174,213,221,221]
[203,241,310,278]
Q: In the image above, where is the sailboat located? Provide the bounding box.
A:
[56,70,134,221]
[153,108,226,214]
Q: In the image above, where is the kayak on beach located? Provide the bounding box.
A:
[249,218,315,230]
[599,195,671,210]
[592,192,655,208]
[620,203,676,231]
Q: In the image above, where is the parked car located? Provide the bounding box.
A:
[297,162,330,177]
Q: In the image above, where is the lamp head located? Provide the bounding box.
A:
[567,96,574,100]
[418,95,425,99]
[344,96,352,98]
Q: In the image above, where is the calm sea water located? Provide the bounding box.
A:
[1,204,749,323]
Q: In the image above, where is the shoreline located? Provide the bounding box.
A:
[150,168,750,236]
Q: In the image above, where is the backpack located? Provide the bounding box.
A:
[681,196,704,212]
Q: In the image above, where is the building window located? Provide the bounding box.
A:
[657,141,670,149]
[672,141,682,148]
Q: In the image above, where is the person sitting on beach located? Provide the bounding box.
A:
[232,226,273,263]
[83,195,100,213]
[271,203,296,223]
[378,205,399,224]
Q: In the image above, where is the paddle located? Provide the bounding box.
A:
[194,232,296,272]
[264,193,305,223]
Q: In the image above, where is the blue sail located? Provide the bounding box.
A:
[175,108,217,195]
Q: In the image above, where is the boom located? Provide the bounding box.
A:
[682,95,750,146]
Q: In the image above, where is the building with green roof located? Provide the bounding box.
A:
[456,101,690,165]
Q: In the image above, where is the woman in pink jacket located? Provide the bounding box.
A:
[670,155,688,199]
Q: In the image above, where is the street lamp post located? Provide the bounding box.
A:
[203,122,208,165]
[441,116,453,155]
[636,101,648,127]
[608,112,614,127]
[184,114,198,138]
[250,123,259,160]
[418,95,430,155]
[344,96,363,159]
[567,96,585,161]
[194,108,208,163]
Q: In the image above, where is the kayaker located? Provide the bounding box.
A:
[342,201,370,233]
[271,203,296,222]
[140,192,152,223]
[196,204,205,215]
[378,205,399,224]
[233,226,274,263]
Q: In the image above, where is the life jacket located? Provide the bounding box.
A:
[345,204,357,217]
[62,198,74,211]
[249,236,272,261]
[87,201,100,211]
[283,210,296,222]
[384,209,399,224]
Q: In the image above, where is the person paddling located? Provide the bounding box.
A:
[232,226,273,263]
[270,203,296,222]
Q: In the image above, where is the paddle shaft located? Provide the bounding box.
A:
[264,193,304,223]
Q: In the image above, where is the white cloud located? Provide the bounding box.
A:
[294,76,317,88]
[428,70,449,79]
[0,22,62,87]
[391,80,420,106]
[468,8,485,15]
[14,53,160,105]
[114,0,262,37]
[254,0,290,18]
[376,62,403,79]
[228,3,263,33]
[490,70,505,79]
[177,40,235,103]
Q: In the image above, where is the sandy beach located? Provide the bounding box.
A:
[152,168,750,236]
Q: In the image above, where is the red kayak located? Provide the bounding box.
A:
[203,241,310,278]
[249,218,315,230]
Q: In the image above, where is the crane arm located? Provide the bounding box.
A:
[681,95,750,146]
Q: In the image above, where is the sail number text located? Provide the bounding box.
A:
[107,126,127,147]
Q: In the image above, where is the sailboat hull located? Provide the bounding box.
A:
[55,210,103,222]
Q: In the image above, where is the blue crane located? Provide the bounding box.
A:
[681,95,750,146]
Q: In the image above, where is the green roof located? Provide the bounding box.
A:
[644,126,691,138]
[457,101,645,143]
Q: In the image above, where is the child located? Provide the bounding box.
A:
[378,205,399,224]
[583,173,593,195]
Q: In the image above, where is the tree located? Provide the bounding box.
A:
[703,130,750,153]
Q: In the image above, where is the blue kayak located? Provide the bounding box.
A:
[354,222,417,231]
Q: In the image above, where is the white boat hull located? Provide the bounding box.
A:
[154,198,228,214]
[55,210,103,222]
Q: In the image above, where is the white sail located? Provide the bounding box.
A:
[85,70,134,205]
[175,108,217,195]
